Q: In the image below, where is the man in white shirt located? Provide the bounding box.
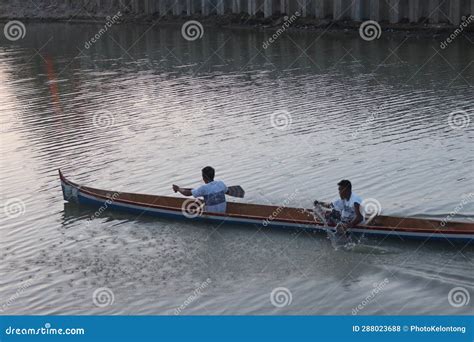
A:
[172,166,228,213]
[314,180,364,232]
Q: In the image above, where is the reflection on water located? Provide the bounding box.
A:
[0,23,473,315]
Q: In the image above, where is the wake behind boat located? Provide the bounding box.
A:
[59,170,474,243]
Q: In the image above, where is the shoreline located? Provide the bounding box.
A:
[1,14,473,40]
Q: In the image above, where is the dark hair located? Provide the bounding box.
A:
[337,179,352,191]
[202,166,215,182]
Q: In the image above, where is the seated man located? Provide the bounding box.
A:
[314,179,364,232]
[172,166,227,213]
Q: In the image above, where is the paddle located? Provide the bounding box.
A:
[179,186,245,198]
[226,185,245,198]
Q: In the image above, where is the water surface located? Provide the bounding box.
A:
[0,23,473,315]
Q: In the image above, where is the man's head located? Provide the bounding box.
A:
[202,166,215,184]
[338,179,352,200]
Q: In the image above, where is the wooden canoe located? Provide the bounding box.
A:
[59,170,474,243]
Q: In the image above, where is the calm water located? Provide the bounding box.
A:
[0,23,473,315]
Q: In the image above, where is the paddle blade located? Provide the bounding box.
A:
[226,185,245,198]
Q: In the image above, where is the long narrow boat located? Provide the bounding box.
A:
[59,170,473,243]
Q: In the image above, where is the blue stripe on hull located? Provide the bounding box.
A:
[76,193,472,244]
[77,193,227,224]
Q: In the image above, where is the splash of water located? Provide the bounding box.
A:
[308,205,357,250]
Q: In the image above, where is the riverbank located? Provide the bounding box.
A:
[1,0,473,39]
[2,14,473,41]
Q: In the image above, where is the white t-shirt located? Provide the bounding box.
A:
[332,193,363,223]
[191,180,227,213]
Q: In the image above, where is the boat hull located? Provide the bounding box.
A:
[59,170,474,243]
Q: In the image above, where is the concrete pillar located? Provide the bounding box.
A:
[159,0,167,16]
[388,0,400,23]
[117,0,127,12]
[370,0,380,21]
[352,0,363,21]
[297,0,308,17]
[145,0,155,14]
[101,0,109,10]
[248,0,256,15]
[111,0,118,11]
[333,0,342,20]
[202,0,209,15]
[280,0,289,15]
[186,0,192,15]
[314,0,325,19]
[428,0,439,23]
[232,0,241,13]
[131,0,139,13]
[409,0,420,23]
[449,0,461,25]
[217,0,225,14]
[264,0,272,17]
[172,1,181,15]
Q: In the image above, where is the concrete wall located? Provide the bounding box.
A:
[10,0,472,25]
[142,0,469,24]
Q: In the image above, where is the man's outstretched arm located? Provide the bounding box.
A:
[172,184,193,196]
